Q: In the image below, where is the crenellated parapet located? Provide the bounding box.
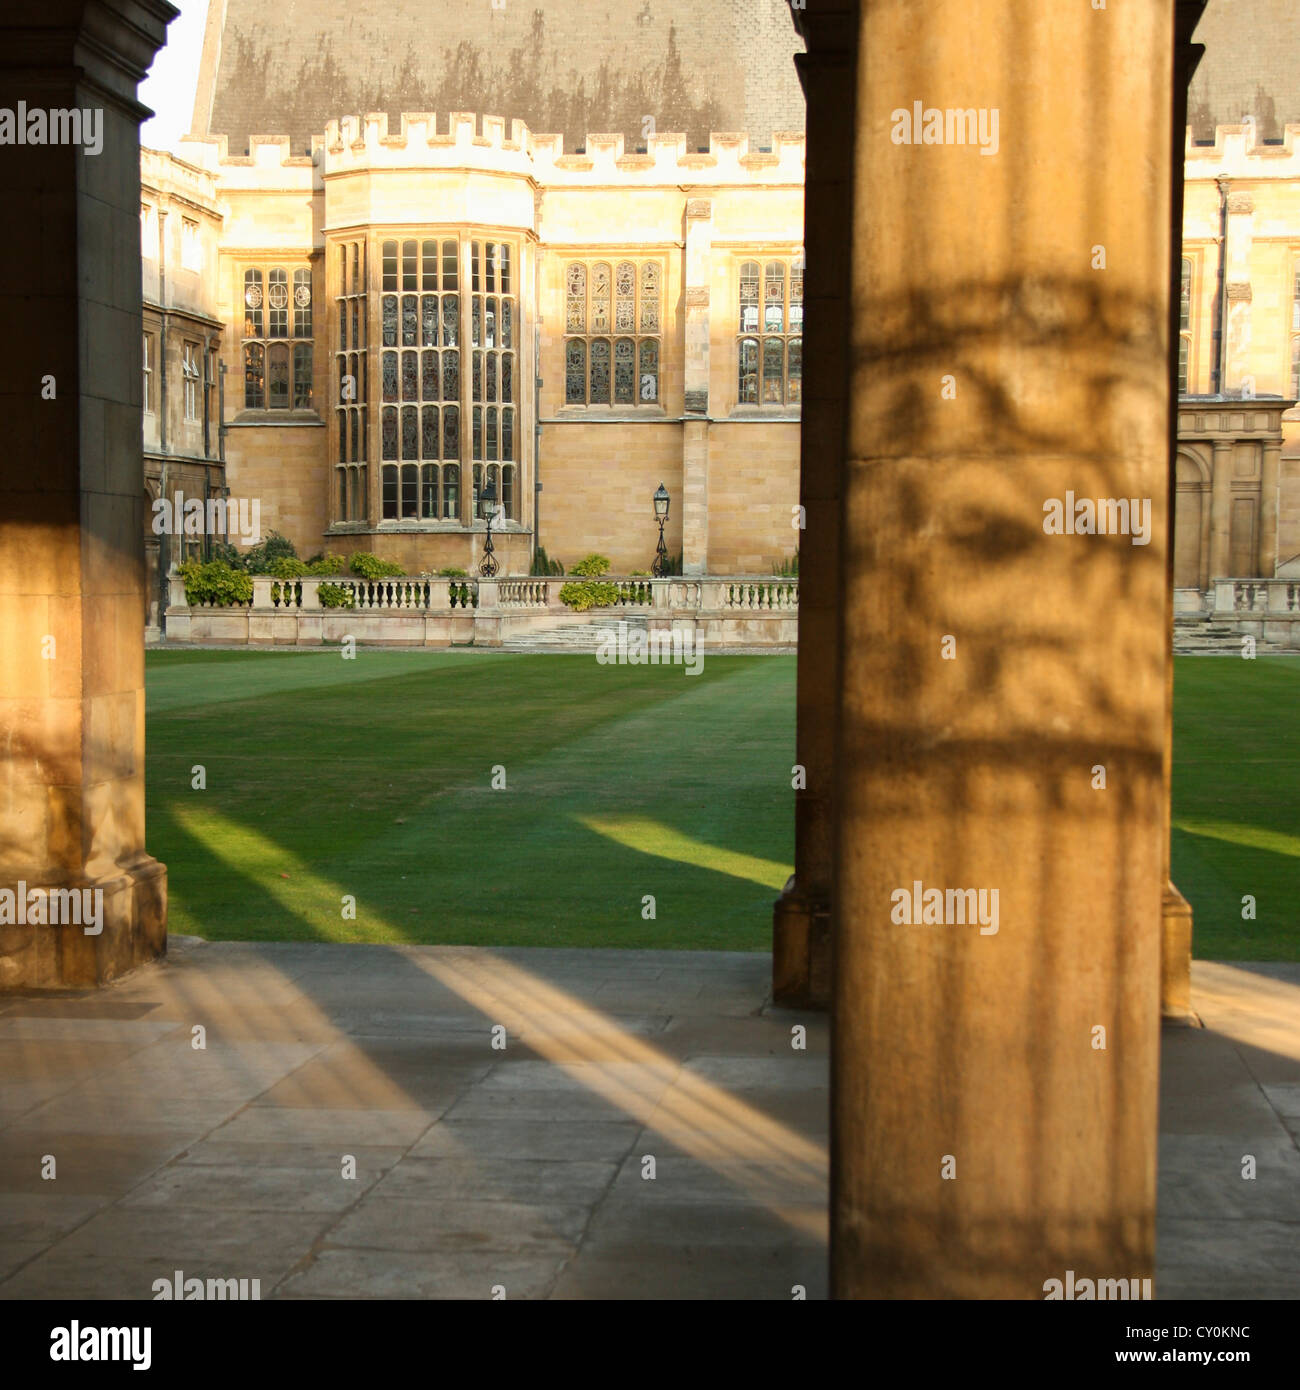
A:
[1185,123,1300,178]
[175,113,806,190]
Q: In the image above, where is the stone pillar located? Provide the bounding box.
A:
[772,0,858,1009]
[1208,437,1234,579]
[681,200,712,575]
[1160,1,1206,1026]
[0,0,175,990]
[831,0,1170,1298]
[1259,438,1281,577]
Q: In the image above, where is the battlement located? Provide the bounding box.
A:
[176,113,806,188]
[1185,123,1300,177]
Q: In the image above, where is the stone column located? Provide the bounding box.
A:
[681,199,712,575]
[1159,0,1205,1025]
[772,0,858,1008]
[832,0,1170,1297]
[1208,437,1234,578]
[0,0,175,989]
[1259,438,1281,577]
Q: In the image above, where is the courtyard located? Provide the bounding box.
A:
[144,648,1298,960]
[1,649,1296,1299]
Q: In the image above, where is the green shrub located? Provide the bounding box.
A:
[242,530,298,574]
[267,555,308,579]
[774,548,799,578]
[629,569,651,577]
[209,540,247,570]
[530,546,565,577]
[177,559,253,607]
[349,552,405,579]
[306,554,345,576]
[437,566,468,578]
[569,553,612,577]
[317,582,355,609]
[559,580,620,612]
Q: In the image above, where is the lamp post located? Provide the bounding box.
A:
[652,482,670,577]
[479,480,500,578]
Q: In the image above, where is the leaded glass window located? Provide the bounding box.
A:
[564,258,662,406]
[737,256,804,407]
[244,262,314,410]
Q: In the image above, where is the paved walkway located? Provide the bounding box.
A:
[0,945,1295,1298]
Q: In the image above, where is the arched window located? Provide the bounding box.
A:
[614,338,635,404]
[268,343,290,408]
[501,464,516,520]
[589,338,611,404]
[243,342,265,409]
[639,339,658,404]
[401,463,418,517]
[738,337,758,405]
[591,263,611,333]
[764,263,785,332]
[739,261,759,334]
[566,339,586,404]
[566,264,587,333]
[401,405,418,460]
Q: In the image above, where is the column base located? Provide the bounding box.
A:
[0,856,167,991]
[772,876,830,1009]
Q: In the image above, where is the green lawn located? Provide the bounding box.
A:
[145,649,796,949]
[1171,655,1300,960]
[144,649,1297,958]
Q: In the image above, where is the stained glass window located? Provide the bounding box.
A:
[566,264,586,333]
[566,339,586,403]
[401,405,418,460]
[591,263,611,333]
[639,339,658,403]
[641,263,660,333]
[565,260,662,406]
[590,338,611,404]
[422,350,438,401]
[614,338,635,404]
[738,337,758,404]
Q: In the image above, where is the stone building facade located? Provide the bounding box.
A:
[1179,123,1300,596]
[164,116,806,577]
[140,148,224,633]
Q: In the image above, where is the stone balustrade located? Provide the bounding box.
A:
[163,568,799,648]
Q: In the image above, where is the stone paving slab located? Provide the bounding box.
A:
[0,945,1295,1298]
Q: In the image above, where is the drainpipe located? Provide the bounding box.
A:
[1213,175,1229,394]
[157,206,168,456]
[533,322,542,572]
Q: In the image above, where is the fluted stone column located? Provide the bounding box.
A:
[0,0,175,989]
[832,0,1171,1298]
